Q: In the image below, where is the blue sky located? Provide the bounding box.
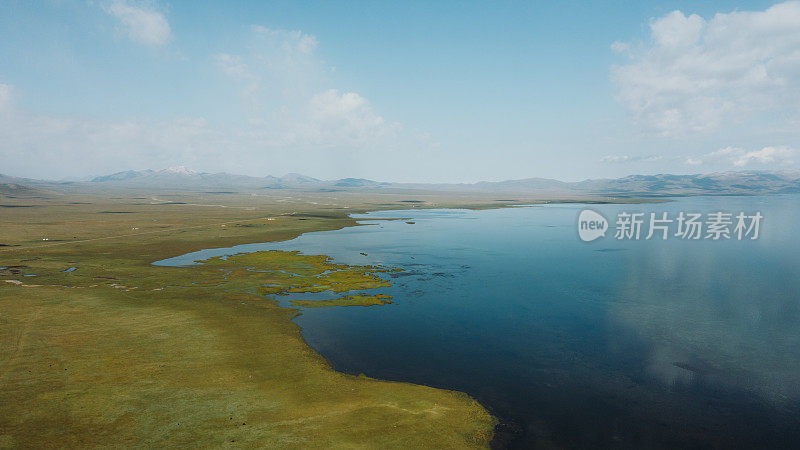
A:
[1,0,798,182]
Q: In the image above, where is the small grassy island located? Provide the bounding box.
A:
[197,250,397,307]
[292,294,393,307]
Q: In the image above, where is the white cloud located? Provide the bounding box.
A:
[304,89,400,146]
[609,41,631,55]
[102,0,172,47]
[214,26,402,150]
[650,10,704,49]
[215,26,324,107]
[733,146,796,166]
[686,146,796,167]
[685,157,703,166]
[611,1,800,136]
[601,154,662,163]
[212,54,252,80]
[251,26,318,54]
[212,53,258,98]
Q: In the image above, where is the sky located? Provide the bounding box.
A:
[1,0,800,182]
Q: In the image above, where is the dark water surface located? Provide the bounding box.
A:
[157,196,800,448]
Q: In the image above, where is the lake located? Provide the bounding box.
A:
[156,195,800,448]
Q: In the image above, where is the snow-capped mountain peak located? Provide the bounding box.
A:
[162,166,199,176]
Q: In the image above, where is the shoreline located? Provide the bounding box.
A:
[0,193,509,447]
[0,192,671,447]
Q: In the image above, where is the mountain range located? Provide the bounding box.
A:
[3,166,800,197]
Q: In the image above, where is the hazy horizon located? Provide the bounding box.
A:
[6,164,800,187]
[3,1,800,183]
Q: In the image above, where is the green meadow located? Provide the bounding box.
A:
[0,191,500,448]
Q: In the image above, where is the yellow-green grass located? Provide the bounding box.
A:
[198,250,395,308]
[0,192,496,448]
[292,294,394,308]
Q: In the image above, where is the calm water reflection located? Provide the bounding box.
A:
[157,195,800,448]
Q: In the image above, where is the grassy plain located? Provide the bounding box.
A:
[0,189,522,448]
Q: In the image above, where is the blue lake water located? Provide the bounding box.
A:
[157,195,800,448]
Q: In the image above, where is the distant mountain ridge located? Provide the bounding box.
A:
[3,168,800,197]
[0,182,55,197]
[91,169,157,182]
[88,167,278,189]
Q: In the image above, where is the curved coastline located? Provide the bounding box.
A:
[149,209,503,446]
[150,207,537,448]
[0,201,501,448]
